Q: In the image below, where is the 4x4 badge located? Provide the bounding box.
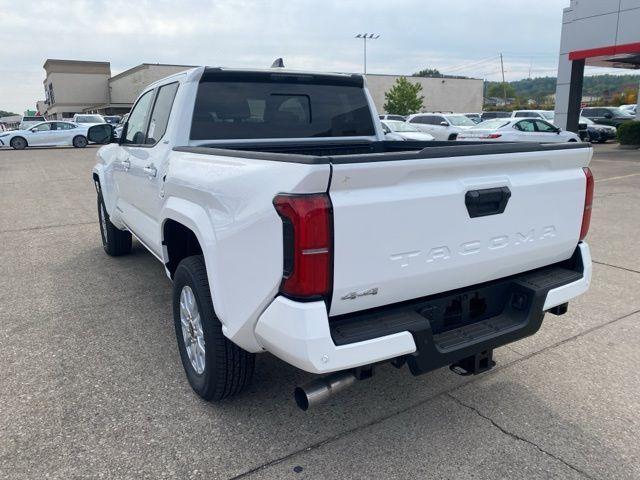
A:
[341,288,378,301]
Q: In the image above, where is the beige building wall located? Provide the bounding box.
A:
[42,60,111,119]
[109,64,193,104]
[365,74,484,114]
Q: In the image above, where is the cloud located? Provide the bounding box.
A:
[0,0,569,113]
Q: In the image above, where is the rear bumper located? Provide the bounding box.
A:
[255,243,591,374]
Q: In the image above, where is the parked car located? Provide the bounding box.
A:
[89,67,593,410]
[406,112,476,140]
[379,114,406,122]
[464,113,482,124]
[113,113,129,139]
[381,120,434,141]
[511,110,555,121]
[103,115,122,125]
[619,104,637,115]
[72,113,106,126]
[457,118,581,143]
[0,121,89,149]
[580,107,634,127]
[380,122,405,141]
[480,111,511,122]
[580,117,616,143]
[18,115,46,130]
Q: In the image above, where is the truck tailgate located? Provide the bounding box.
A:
[328,146,592,316]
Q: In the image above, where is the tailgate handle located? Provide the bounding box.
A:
[465,187,511,218]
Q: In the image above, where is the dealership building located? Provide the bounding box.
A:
[554,0,640,130]
[37,59,483,120]
[38,60,196,119]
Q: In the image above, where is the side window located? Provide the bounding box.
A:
[535,120,556,132]
[434,116,446,125]
[33,123,52,132]
[515,112,529,117]
[123,90,154,145]
[410,116,427,124]
[515,120,535,132]
[145,83,179,145]
[54,122,75,130]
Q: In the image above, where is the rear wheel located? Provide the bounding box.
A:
[97,189,131,256]
[10,137,27,150]
[73,135,88,148]
[173,255,255,401]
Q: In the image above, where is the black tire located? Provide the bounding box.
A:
[10,136,27,150]
[97,189,132,256]
[568,139,577,142]
[73,135,88,148]
[173,255,255,401]
[448,133,458,141]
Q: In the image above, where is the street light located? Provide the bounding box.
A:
[355,33,380,75]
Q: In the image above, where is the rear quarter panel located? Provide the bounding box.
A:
[162,151,330,351]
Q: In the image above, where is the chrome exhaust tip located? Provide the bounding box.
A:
[294,371,357,411]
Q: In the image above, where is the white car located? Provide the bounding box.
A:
[457,118,581,143]
[18,115,46,130]
[406,113,476,140]
[0,121,89,149]
[73,114,106,126]
[381,120,434,141]
[89,67,592,410]
[511,110,555,121]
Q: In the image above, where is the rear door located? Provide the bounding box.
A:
[120,81,179,255]
[328,146,591,316]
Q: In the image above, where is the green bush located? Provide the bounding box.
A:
[617,121,640,145]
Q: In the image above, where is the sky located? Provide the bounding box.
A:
[0,0,612,114]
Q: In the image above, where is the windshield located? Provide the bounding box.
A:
[610,108,634,117]
[385,120,419,132]
[104,116,120,124]
[472,119,511,130]
[75,115,105,123]
[446,115,476,127]
[541,111,554,120]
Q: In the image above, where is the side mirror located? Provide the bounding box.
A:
[556,127,561,134]
[87,124,116,144]
[603,113,613,119]
[440,121,449,126]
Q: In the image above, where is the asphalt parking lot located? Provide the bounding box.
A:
[1,143,639,479]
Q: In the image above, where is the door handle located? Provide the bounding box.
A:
[465,187,511,218]
[143,164,157,178]
[120,158,131,171]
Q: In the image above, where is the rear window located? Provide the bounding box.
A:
[191,76,375,140]
[22,116,44,121]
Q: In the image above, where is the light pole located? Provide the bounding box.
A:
[355,33,380,75]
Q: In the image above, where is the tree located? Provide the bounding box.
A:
[0,110,18,117]
[486,83,516,99]
[413,67,442,78]
[383,77,424,116]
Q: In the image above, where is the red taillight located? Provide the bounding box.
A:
[486,133,502,139]
[273,194,332,300]
[580,167,594,240]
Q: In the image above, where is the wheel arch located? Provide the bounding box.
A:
[160,197,222,314]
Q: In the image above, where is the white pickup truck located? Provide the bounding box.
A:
[89,67,594,410]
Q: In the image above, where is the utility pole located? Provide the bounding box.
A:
[500,53,507,106]
[355,33,380,75]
